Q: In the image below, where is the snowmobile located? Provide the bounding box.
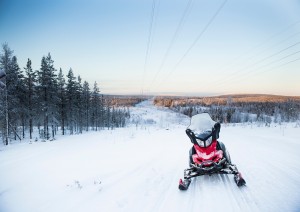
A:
[179,113,246,190]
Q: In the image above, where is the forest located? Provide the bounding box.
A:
[0,44,131,145]
[153,95,300,124]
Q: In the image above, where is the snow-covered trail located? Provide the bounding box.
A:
[1,99,300,212]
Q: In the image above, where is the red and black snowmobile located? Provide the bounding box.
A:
[179,113,246,190]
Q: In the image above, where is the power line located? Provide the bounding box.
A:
[156,0,228,90]
[141,0,157,95]
[208,21,300,87]
[212,20,300,73]
[214,49,300,91]
[246,41,300,67]
[213,41,300,88]
[148,0,194,90]
[242,31,300,66]
[215,56,300,92]
[254,50,300,70]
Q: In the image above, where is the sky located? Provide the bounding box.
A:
[0,0,300,96]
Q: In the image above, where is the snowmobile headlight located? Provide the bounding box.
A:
[195,136,212,147]
[196,138,205,147]
[194,129,213,147]
[205,136,213,146]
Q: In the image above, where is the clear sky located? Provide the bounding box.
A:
[1,0,300,96]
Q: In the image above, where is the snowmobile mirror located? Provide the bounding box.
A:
[0,69,6,79]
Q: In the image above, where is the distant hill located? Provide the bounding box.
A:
[152,94,300,123]
[104,95,148,107]
[153,94,300,107]
[101,94,300,107]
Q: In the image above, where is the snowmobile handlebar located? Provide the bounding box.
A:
[190,157,226,174]
[184,158,239,180]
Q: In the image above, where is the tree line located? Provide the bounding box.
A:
[0,44,130,145]
[154,96,300,124]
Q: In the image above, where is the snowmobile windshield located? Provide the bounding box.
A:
[188,113,216,134]
[187,113,216,147]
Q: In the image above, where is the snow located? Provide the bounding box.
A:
[1,99,300,212]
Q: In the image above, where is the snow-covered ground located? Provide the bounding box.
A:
[1,99,300,212]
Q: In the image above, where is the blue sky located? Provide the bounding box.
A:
[1,0,300,96]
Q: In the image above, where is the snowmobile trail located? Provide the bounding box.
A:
[1,99,300,212]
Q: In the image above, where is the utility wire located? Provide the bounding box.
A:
[214,48,300,90]
[254,50,300,70]
[215,56,300,91]
[148,0,194,90]
[242,31,300,66]
[213,20,300,73]
[156,0,228,90]
[142,0,157,95]
[213,41,300,88]
[209,21,300,88]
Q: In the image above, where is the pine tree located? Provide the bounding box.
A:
[24,58,37,139]
[91,81,101,131]
[37,53,58,140]
[57,68,67,135]
[66,68,76,134]
[82,81,90,131]
[12,56,26,139]
[0,44,13,144]
[75,75,84,133]
[1,51,24,144]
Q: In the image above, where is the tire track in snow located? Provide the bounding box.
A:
[220,174,246,211]
[238,186,260,212]
[0,144,57,168]
[242,137,300,212]
[227,175,259,212]
[186,177,197,211]
[139,167,182,212]
[96,153,184,212]
[139,148,187,212]
[252,162,299,211]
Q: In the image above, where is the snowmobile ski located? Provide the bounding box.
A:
[179,179,191,190]
[234,172,246,186]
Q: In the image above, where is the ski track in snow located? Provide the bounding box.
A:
[1,99,300,212]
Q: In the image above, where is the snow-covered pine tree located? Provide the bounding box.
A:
[75,75,84,134]
[2,53,24,142]
[0,44,13,145]
[91,81,101,131]
[99,93,105,129]
[24,58,37,140]
[36,53,58,140]
[66,68,76,134]
[10,56,26,139]
[82,81,90,131]
[57,68,67,135]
